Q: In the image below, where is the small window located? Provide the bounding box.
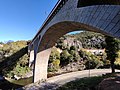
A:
[77,0,119,8]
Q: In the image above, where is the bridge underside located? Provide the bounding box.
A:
[28,0,120,83]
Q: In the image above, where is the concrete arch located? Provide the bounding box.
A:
[38,21,114,52]
[33,20,119,82]
[32,0,120,82]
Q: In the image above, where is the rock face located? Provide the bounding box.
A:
[63,37,83,49]
[57,62,85,74]
[62,62,85,71]
[98,77,120,90]
[23,71,33,78]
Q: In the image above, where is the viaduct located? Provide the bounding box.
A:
[28,0,120,83]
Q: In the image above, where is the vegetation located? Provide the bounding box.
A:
[48,48,60,72]
[0,41,30,78]
[48,31,119,73]
[115,51,120,66]
[79,49,104,69]
[105,36,120,73]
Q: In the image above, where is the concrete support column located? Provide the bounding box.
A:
[33,48,52,83]
[29,50,34,67]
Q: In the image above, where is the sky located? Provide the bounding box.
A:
[0,0,58,42]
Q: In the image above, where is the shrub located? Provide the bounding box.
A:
[70,46,76,50]
[48,59,60,72]
[52,59,60,70]
[68,55,74,62]
[115,51,120,69]
[49,48,60,63]
[79,50,104,69]
[69,50,81,62]
[60,50,70,65]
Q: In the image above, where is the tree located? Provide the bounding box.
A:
[56,37,67,50]
[70,46,76,51]
[60,50,70,65]
[105,36,119,73]
[49,48,60,63]
[0,42,3,44]
[115,51,120,68]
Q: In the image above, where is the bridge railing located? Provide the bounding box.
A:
[30,0,68,44]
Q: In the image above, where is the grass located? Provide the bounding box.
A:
[57,73,119,90]
[7,76,33,86]
[57,76,104,90]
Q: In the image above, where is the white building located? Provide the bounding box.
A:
[0,44,3,47]
[84,49,105,55]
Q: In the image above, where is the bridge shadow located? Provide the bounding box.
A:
[0,46,28,74]
[0,78,23,90]
[20,82,59,90]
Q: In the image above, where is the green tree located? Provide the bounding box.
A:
[60,50,70,65]
[69,46,80,62]
[105,36,119,73]
[49,48,60,63]
[68,55,74,62]
[70,46,76,51]
[56,37,67,50]
[52,59,60,71]
[0,42,3,44]
[79,49,103,69]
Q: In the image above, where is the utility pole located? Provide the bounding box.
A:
[88,60,90,77]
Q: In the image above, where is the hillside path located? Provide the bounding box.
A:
[21,69,120,90]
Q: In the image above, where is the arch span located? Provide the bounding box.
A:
[38,21,114,52]
[33,21,119,82]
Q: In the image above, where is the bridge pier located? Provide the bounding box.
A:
[29,50,34,67]
[33,48,52,83]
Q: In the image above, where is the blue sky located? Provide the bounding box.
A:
[0,0,58,42]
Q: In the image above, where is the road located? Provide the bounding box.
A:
[22,69,120,90]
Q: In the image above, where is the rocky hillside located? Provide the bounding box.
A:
[56,31,105,50]
[0,41,30,78]
[48,31,120,75]
[47,31,111,74]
